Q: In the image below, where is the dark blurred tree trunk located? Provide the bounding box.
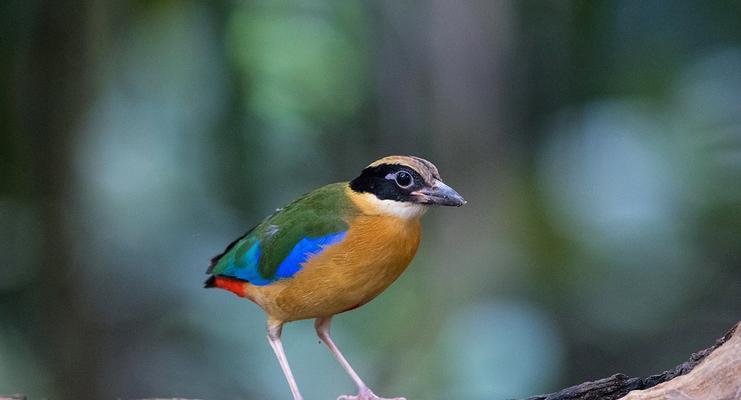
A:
[20,1,101,398]
[373,0,514,245]
[370,0,514,392]
[425,0,514,247]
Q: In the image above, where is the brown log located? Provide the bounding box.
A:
[620,322,740,400]
[526,321,740,400]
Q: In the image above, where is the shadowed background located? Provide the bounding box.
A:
[1,1,740,399]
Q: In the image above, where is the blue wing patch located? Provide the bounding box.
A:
[217,231,347,286]
[274,231,347,280]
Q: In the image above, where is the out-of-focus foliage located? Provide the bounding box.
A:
[1,1,740,399]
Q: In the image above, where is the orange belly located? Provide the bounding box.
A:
[247,215,421,323]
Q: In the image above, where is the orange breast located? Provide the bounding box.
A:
[248,215,421,323]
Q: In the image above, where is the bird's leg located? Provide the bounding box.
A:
[267,322,304,400]
[315,316,406,400]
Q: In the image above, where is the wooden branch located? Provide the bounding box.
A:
[525,321,741,400]
[620,322,741,400]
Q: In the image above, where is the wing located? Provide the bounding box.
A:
[206,183,353,286]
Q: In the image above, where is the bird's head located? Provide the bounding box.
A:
[349,155,466,219]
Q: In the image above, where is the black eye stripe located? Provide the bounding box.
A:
[349,163,428,201]
[391,166,425,185]
[359,164,425,184]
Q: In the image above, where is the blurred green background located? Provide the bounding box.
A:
[1,1,740,399]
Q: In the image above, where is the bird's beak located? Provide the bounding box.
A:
[412,179,467,207]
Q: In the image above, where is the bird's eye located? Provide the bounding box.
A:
[395,171,413,188]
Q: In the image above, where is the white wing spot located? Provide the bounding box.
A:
[266,224,280,237]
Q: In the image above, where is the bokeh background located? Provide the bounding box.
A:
[1,1,740,399]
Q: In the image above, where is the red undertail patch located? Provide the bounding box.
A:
[213,276,249,298]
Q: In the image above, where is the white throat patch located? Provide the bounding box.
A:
[358,193,428,219]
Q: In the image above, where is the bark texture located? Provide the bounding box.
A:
[526,322,740,400]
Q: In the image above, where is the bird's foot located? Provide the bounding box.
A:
[337,388,406,400]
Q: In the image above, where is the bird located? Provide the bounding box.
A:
[205,155,466,400]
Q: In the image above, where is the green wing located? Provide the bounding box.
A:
[207,183,355,285]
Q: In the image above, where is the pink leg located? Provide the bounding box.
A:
[267,323,304,400]
[315,316,406,400]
